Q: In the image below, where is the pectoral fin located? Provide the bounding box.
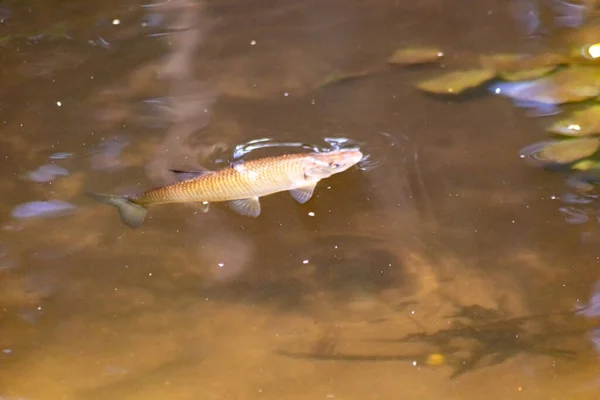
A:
[289,184,317,204]
[170,168,213,182]
[228,197,261,217]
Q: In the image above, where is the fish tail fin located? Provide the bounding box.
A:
[87,192,148,228]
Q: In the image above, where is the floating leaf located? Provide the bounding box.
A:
[480,53,560,82]
[494,65,600,104]
[538,138,600,164]
[499,66,557,82]
[480,53,566,71]
[416,69,496,94]
[547,104,600,136]
[388,47,444,66]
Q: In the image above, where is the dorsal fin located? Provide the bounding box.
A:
[170,168,213,182]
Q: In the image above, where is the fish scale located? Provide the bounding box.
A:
[132,153,309,205]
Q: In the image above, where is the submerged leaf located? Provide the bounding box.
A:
[547,104,600,136]
[388,47,444,65]
[416,69,496,94]
[538,138,600,164]
[495,65,600,104]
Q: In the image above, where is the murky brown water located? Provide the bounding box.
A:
[2,0,600,399]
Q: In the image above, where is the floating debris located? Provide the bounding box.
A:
[388,47,444,66]
[11,200,77,219]
[416,69,496,94]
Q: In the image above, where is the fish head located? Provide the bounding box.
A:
[302,149,363,179]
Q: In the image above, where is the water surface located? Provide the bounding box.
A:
[1,0,600,399]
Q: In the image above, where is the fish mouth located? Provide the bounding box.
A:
[337,148,364,165]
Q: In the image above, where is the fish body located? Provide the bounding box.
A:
[88,149,363,228]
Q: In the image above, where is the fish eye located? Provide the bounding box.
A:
[329,162,341,168]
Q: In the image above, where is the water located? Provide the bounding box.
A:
[1,0,600,398]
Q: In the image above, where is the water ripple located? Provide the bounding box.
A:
[519,140,562,167]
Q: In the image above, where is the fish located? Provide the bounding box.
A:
[88,148,363,228]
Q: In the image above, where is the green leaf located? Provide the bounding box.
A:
[416,69,496,94]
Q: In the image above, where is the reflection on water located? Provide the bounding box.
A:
[1,0,600,399]
[278,304,582,379]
